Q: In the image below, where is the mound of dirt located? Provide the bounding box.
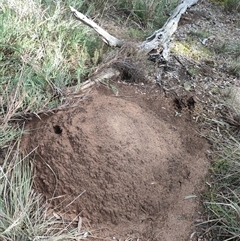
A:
[21,84,209,240]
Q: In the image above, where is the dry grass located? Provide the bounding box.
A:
[195,97,240,240]
[0,138,94,240]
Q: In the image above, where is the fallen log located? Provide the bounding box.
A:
[70,0,198,61]
[70,6,124,47]
[141,0,198,61]
[67,0,199,95]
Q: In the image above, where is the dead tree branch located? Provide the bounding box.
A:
[141,0,199,60]
[70,0,198,61]
[70,6,124,47]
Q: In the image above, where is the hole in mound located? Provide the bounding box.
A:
[174,97,185,111]
[53,125,62,134]
[187,96,196,110]
[112,60,145,83]
[174,96,196,112]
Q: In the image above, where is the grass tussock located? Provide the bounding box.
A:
[212,0,240,12]
[212,42,240,77]
[213,42,240,59]
[224,0,240,12]
[0,139,89,241]
[0,0,103,146]
[0,0,104,238]
[114,0,178,28]
[200,101,240,239]
[81,0,178,29]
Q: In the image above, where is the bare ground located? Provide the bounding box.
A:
[21,83,209,241]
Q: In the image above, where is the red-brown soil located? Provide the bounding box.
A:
[21,83,209,240]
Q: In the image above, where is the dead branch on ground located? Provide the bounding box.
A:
[70,6,124,47]
[141,0,198,58]
[70,0,198,58]
[69,0,199,90]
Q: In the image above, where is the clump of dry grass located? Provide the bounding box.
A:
[224,0,240,12]
[0,138,93,241]
[197,97,240,240]
[0,0,104,239]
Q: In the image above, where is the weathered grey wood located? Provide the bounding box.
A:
[141,0,199,59]
[70,0,198,61]
[80,67,120,91]
[65,67,120,94]
[70,6,124,47]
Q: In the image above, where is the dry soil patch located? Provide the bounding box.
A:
[21,83,209,240]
